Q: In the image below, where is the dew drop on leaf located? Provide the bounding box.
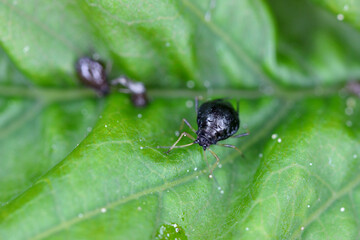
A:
[186,81,195,89]
[155,223,187,240]
[185,100,193,108]
[337,13,344,21]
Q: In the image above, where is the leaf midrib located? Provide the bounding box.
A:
[0,85,342,102]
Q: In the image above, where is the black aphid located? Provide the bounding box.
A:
[111,76,149,107]
[159,98,249,174]
[75,57,110,96]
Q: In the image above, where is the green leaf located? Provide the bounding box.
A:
[1,0,360,239]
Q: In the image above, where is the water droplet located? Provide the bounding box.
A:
[307,204,310,208]
[101,208,107,213]
[140,146,144,150]
[218,164,222,168]
[23,46,30,53]
[309,163,313,166]
[208,174,213,179]
[346,120,353,127]
[78,213,83,218]
[186,100,193,108]
[137,206,142,211]
[87,127,92,132]
[271,134,278,139]
[259,153,263,158]
[340,207,345,212]
[155,223,187,240]
[354,154,358,159]
[186,80,195,89]
[186,169,189,172]
[220,190,224,194]
[175,131,180,137]
[217,187,221,190]
[194,167,197,171]
[301,226,305,231]
[344,4,349,11]
[277,138,282,143]
[346,97,356,108]
[345,108,353,115]
[99,115,102,119]
[245,227,249,231]
[105,125,107,128]
[204,81,210,88]
[337,13,344,21]
[165,42,170,47]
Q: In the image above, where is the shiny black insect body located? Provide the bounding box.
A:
[159,99,249,173]
[75,57,110,96]
[195,99,240,150]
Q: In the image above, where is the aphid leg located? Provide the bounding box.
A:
[232,132,250,138]
[158,132,195,154]
[195,97,199,114]
[202,149,212,175]
[208,148,221,172]
[217,143,246,158]
[203,150,221,186]
[179,118,197,134]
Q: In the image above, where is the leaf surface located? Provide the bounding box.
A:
[0,0,360,239]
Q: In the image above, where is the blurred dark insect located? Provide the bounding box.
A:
[75,57,110,96]
[111,76,149,107]
[347,81,360,97]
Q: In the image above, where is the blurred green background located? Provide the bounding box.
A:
[0,0,360,239]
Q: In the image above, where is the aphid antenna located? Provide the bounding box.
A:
[179,118,197,134]
[215,143,246,159]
